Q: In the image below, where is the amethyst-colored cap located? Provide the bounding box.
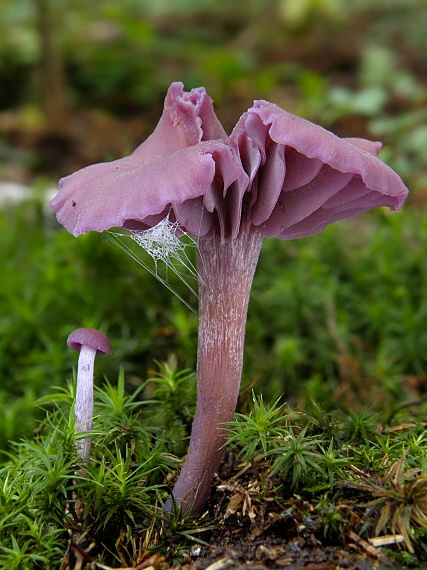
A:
[50,82,408,241]
[67,328,111,356]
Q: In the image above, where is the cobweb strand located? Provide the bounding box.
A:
[107,219,201,313]
[129,230,200,285]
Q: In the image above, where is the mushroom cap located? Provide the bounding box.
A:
[50,82,236,238]
[227,101,408,239]
[50,82,409,241]
[67,328,111,356]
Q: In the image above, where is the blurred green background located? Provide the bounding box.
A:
[1,0,426,449]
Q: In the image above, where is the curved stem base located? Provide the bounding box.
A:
[167,230,263,515]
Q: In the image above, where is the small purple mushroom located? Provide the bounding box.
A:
[67,327,110,462]
[52,83,408,515]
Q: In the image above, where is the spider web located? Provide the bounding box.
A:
[107,214,200,313]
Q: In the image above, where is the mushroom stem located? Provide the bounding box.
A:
[170,229,263,514]
[75,345,96,462]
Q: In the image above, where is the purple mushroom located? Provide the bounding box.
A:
[52,82,408,515]
[67,327,111,462]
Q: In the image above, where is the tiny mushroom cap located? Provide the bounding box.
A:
[67,328,111,356]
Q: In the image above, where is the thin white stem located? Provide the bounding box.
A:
[75,345,96,462]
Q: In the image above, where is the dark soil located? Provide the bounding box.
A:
[167,497,395,570]
[178,541,391,570]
